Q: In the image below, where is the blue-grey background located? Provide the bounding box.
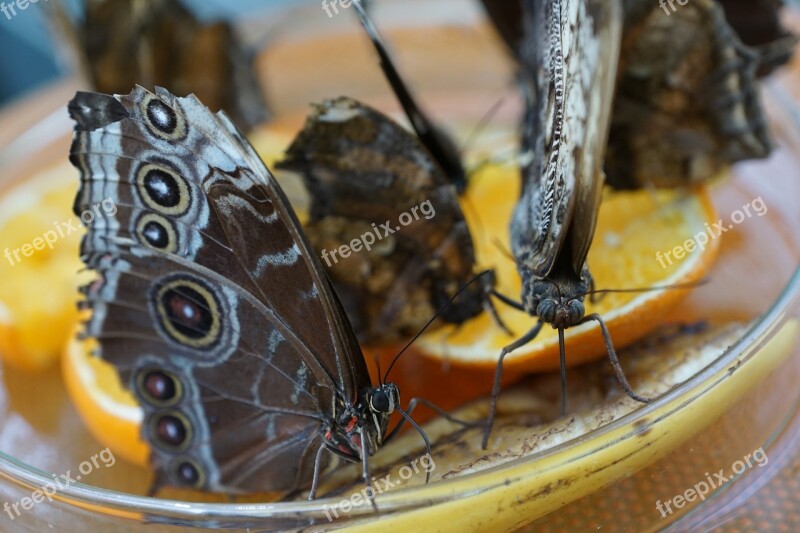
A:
[0,0,289,108]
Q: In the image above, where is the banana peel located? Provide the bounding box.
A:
[296,320,798,531]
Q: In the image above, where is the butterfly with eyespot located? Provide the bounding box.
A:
[478,0,795,189]
[54,0,267,131]
[482,0,652,448]
[68,85,425,497]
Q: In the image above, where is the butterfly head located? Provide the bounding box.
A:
[326,383,399,462]
[522,269,591,329]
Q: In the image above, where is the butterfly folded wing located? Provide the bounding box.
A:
[567,0,622,275]
[55,0,267,130]
[69,87,369,492]
[607,0,784,188]
[278,98,482,345]
[512,0,621,279]
[481,0,792,190]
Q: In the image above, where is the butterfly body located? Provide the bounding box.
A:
[68,86,400,495]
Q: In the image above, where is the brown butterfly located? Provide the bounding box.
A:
[54,0,267,130]
[276,1,510,346]
[606,0,795,189]
[479,0,795,189]
[482,0,651,447]
[277,98,503,346]
[68,86,433,498]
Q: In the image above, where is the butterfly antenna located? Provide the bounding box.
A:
[579,278,710,298]
[468,145,522,179]
[383,271,494,382]
[351,0,468,193]
[397,407,433,484]
[461,95,508,159]
[374,353,383,386]
[461,194,487,249]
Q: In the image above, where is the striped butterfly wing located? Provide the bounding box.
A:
[511,0,622,279]
[278,98,483,345]
[69,86,369,493]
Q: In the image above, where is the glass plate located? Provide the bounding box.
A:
[0,1,798,531]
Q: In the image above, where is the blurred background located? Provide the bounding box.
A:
[0,0,288,108]
[3,0,800,110]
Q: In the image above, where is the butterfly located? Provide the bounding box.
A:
[478,0,794,189]
[276,1,511,346]
[54,0,267,131]
[277,98,502,346]
[482,0,651,447]
[605,0,791,189]
[68,86,421,497]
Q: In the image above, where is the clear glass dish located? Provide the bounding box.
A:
[0,1,798,531]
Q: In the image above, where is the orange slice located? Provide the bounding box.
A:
[0,164,85,372]
[63,330,149,467]
[417,163,721,372]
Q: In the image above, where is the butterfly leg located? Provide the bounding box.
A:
[308,443,328,500]
[490,289,526,312]
[146,469,167,497]
[482,320,544,450]
[384,397,481,446]
[358,427,379,512]
[477,270,515,336]
[581,314,652,404]
[395,407,434,484]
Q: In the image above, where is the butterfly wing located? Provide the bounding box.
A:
[277,98,482,345]
[511,0,621,279]
[607,0,781,189]
[69,86,367,493]
[54,0,267,130]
